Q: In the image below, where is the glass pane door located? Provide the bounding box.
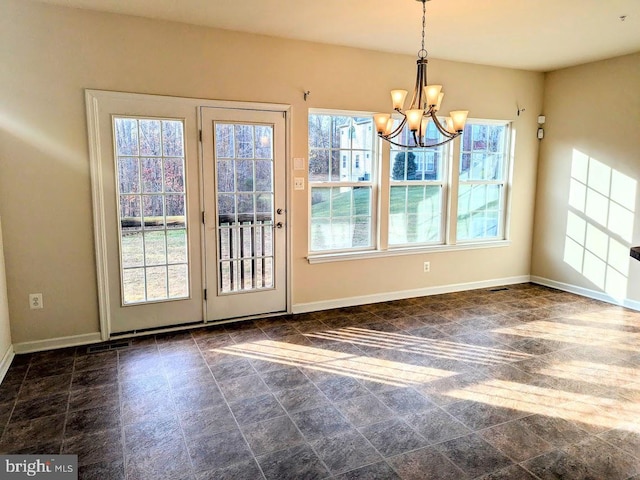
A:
[215,123,275,294]
[201,107,287,321]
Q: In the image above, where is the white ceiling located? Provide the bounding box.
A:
[33,0,640,72]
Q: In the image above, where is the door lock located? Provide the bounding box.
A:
[277,208,284,215]
[276,222,284,229]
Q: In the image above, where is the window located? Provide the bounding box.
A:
[308,114,375,251]
[114,117,189,304]
[457,121,510,241]
[307,111,512,258]
[389,122,448,246]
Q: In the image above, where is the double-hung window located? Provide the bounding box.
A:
[457,120,510,241]
[389,122,448,247]
[308,114,375,252]
[308,111,512,257]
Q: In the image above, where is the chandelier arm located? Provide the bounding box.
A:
[378,135,420,148]
[408,64,421,110]
[417,60,428,110]
[418,134,461,148]
[384,114,408,139]
[412,130,421,146]
[378,132,460,149]
[430,113,456,138]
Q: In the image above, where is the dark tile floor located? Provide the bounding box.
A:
[1,283,640,479]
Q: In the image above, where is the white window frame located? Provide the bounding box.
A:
[307,112,514,264]
[457,119,512,243]
[388,143,449,248]
[308,110,378,254]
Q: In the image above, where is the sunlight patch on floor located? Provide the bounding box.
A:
[446,378,640,431]
[494,319,640,351]
[305,327,532,366]
[207,324,640,431]
[211,339,456,387]
[539,360,640,389]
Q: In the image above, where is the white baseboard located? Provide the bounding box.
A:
[0,344,15,383]
[530,275,640,312]
[292,275,531,314]
[13,332,103,354]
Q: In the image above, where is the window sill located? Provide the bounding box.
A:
[306,240,511,264]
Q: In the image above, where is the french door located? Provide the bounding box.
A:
[87,91,204,335]
[87,91,289,337]
[201,107,287,321]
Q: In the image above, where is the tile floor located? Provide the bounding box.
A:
[1,283,640,479]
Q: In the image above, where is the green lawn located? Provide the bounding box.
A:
[120,229,188,303]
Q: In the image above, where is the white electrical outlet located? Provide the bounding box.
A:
[423,261,430,273]
[29,293,43,310]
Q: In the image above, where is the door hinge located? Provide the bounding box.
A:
[204,289,207,301]
[199,130,202,142]
[202,211,205,224]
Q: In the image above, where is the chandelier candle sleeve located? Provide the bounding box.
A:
[450,111,469,132]
[406,109,424,131]
[425,85,442,107]
[391,90,409,110]
[374,113,391,133]
[375,0,469,149]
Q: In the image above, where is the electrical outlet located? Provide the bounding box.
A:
[294,177,305,190]
[423,261,430,273]
[29,293,43,310]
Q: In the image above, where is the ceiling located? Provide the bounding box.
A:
[33,0,640,72]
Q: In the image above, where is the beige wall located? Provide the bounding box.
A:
[0,218,13,364]
[531,53,640,304]
[0,0,543,344]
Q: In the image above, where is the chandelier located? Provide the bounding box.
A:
[374,0,468,149]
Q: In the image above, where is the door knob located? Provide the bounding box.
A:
[277,208,284,215]
[276,222,283,229]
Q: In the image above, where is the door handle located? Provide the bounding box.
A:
[276,222,284,229]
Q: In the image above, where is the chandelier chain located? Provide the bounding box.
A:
[419,0,427,59]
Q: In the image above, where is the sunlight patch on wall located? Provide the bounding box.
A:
[563,149,636,300]
[0,111,85,170]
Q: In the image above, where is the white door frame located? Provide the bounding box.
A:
[86,90,292,339]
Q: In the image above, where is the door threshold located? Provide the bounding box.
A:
[109,310,290,340]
